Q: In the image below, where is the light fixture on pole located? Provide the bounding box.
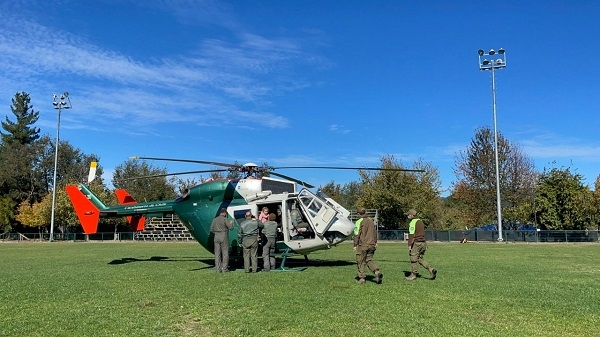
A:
[478,48,507,242]
[50,92,71,242]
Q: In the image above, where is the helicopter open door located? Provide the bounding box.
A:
[296,189,338,235]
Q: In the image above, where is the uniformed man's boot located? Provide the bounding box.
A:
[428,268,437,280]
[405,272,417,281]
[357,278,366,284]
[375,270,383,284]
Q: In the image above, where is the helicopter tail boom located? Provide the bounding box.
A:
[66,184,176,234]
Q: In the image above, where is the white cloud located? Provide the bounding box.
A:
[0,4,329,133]
[329,124,351,134]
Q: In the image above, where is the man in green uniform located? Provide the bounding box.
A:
[210,208,233,273]
[238,211,263,273]
[261,213,278,271]
[353,207,383,284]
[405,208,437,281]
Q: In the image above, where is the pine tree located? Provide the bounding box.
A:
[1,92,41,145]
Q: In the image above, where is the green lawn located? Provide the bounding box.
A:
[0,241,598,337]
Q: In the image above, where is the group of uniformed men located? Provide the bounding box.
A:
[210,207,277,273]
[210,205,437,283]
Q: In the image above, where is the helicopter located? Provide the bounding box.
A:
[65,157,423,269]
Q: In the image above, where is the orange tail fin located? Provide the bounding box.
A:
[65,185,100,234]
[114,189,146,231]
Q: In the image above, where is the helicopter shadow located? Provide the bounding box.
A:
[108,255,355,271]
[190,257,356,271]
[108,256,201,265]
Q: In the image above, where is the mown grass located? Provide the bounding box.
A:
[0,241,599,337]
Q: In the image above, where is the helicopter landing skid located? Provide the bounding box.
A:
[272,248,308,272]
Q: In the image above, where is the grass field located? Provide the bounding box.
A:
[0,241,599,337]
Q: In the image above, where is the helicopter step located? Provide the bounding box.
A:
[271,248,308,272]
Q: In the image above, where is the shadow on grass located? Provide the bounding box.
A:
[401,270,436,280]
[108,255,356,272]
[190,257,356,271]
[108,256,201,265]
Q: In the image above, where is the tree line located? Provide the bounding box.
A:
[1,92,598,234]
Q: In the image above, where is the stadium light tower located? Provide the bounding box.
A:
[50,92,71,242]
[478,48,507,242]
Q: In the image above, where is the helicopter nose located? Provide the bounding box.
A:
[330,218,355,236]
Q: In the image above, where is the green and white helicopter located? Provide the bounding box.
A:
[66,157,421,268]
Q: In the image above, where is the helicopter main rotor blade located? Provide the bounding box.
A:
[131,156,238,168]
[267,172,315,189]
[272,166,426,173]
[114,169,228,182]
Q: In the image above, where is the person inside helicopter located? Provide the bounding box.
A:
[288,201,312,240]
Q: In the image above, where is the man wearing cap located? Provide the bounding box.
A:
[353,207,383,284]
[405,208,437,281]
[210,208,234,273]
[238,211,263,273]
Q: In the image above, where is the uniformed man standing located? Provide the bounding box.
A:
[405,209,437,281]
[238,211,263,273]
[353,207,383,284]
[261,213,278,272]
[353,215,362,236]
[210,208,233,273]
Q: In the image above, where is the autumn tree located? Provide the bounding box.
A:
[319,181,361,210]
[15,199,47,234]
[357,155,442,229]
[452,127,537,227]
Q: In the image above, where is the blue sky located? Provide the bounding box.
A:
[1,1,599,195]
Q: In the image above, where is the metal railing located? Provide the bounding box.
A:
[1,230,598,243]
[379,229,599,243]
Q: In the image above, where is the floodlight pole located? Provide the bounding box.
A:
[478,48,507,242]
[50,92,71,242]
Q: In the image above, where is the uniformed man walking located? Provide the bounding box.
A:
[238,211,263,273]
[210,208,233,273]
[353,207,383,284]
[405,209,437,281]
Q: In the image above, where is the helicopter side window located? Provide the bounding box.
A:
[300,195,311,207]
[309,199,322,215]
[300,196,322,217]
[232,209,250,226]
